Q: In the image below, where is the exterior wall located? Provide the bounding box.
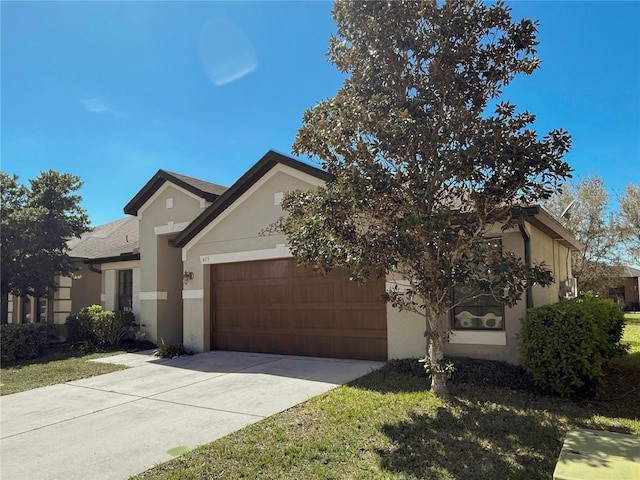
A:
[386,223,570,365]
[138,183,209,345]
[52,276,72,324]
[624,277,640,310]
[70,263,101,314]
[181,166,324,353]
[528,223,572,307]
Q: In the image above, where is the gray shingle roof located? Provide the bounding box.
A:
[67,216,138,260]
[162,171,228,197]
[124,170,228,216]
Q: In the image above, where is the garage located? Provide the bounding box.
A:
[210,258,387,361]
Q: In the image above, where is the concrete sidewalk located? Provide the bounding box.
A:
[1,351,382,480]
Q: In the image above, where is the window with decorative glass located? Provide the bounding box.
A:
[451,238,504,331]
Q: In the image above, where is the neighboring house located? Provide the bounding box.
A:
[609,266,640,311]
[5,217,140,334]
[121,150,581,364]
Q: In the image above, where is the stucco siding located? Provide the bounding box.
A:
[69,263,101,314]
[181,167,324,353]
[135,182,209,346]
[528,223,569,307]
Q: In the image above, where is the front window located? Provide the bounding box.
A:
[452,286,504,330]
[118,270,133,311]
[452,238,504,331]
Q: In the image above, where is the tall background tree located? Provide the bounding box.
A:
[283,0,571,396]
[0,170,90,323]
[619,183,640,266]
[544,175,623,294]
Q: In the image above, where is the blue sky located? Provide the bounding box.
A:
[2,1,639,226]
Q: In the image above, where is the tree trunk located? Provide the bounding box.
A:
[426,312,449,397]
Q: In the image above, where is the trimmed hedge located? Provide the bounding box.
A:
[1,323,50,363]
[519,296,627,398]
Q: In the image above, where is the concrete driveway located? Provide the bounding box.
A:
[0,350,382,480]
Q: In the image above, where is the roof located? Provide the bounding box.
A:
[171,150,330,248]
[621,265,640,278]
[517,205,583,252]
[124,169,228,216]
[67,216,139,260]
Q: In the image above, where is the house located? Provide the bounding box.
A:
[4,171,225,336]
[120,150,580,364]
[609,266,640,311]
[5,217,139,335]
[6,150,582,364]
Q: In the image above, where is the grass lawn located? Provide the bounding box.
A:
[625,312,640,322]
[0,345,129,395]
[133,322,640,480]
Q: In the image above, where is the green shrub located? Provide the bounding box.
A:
[66,305,101,343]
[66,305,136,348]
[154,340,185,358]
[1,323,49,363]
[519,296,629,398]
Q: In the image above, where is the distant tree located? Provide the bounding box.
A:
[0,170,90,323]
[544,175,622,294]
[619,183,640,265]
[283,0,570,396]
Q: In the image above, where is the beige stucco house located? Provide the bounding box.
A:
[119,150,581,364]
[7,150,581,363]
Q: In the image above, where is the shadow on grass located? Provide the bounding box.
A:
[350,354,639,479]
[377,397,564,480]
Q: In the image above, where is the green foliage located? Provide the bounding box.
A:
[519,296,628,397]
[154,340,185,358]
[0,323,49,363]
[283,0,571,395]
[66,305,100,343]
[544,175,623,294]
[0,170,90,301]
[418,356,455,378]
[619,183,640,265]
[65,305,135,348]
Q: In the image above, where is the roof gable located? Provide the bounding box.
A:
[171,150,329,248]
[124,170,227,216]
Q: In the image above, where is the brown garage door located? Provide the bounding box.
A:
[211,258,387,361]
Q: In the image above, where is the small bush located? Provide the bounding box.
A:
[519,296,628,398]
[66,305,100,343]
[154,340,185,358]
[1,323,49,363]
[66,305,137,348]
[92,310,120,347]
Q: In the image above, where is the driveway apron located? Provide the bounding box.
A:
[0,351,382,480]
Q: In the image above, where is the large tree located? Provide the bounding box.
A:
[619,183,640,266]
[0,170,90,323]
[544,175,622,294]
[282,0,571,396]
